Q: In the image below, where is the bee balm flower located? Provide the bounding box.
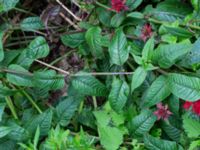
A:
[111,0,128,12]
[154,103,172,120]
[183,100,200,116]
[141,23,153,41]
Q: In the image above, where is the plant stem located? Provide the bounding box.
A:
[14,7,36,16]
[5,97,18,120]
[92,96,97,110]
[95,1,115,12]
[21,90,43,114]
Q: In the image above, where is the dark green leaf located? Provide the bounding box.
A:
[20,17,44,31]
[0,31,4,61]
[126,0,143,10]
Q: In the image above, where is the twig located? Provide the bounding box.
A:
[59,12,81,30]
[56,0,82,21]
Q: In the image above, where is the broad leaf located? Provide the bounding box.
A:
[0,0,19,12]
[111,13,125,28]
[0,126,12,138]
[131,67,147,93]
[126,0,143,10]
[168,73,200,101]
[85,27,104,58]
[142,37,154,61]
[109,29,129,65]
[109,78,129,113]
[128,110,156,136]
[20,17,44,31]
[142,76,171,107]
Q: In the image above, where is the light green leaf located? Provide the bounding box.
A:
[61,32,85,48]
[164,26,193,38]
[0,31,4,61]
[142,37,154,61]
[127,12,144,19]
[109,29,129,65]
[183,115,200,138]
[131,67,147,92]
[20,17,44,31]
[142,76,171,107]
[72,75,108,96]
[6,64,33,87]
[168,73,200,101]
[0,0,19,12]
[56,96,82,126]
[0,126,12,138]
[109,78,129,113]
[85,27,104,58]
[0,103,5,121]
[128,110,156,136]
[26,36,49,59]
[144,134,179,150]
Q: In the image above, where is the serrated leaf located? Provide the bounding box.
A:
[0,31,4,61]
[61,32,85,48]
[20,17,44,31]
[142,76,171,107]
[144,134,179,150]
[85,27,104,58]
[131,67,147,92]
[109,29,129,65]
[142,37,154,61]
[1,0,19,12]
[183,115,200,138]
[168,73,200,101]
[153,42,192,68]
[6,64,33,87]
[56,96,82,126]
[108,78,129,113]
[26,36,49,59]
[128,110,156,136]
[72,75,108,96]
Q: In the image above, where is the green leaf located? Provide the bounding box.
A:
[183,115,200,138]
[25,110,52,136]
[126,0,143,10]
[0,84,16,97]
[127,12,144,19]
[0,139,16,150]
[0,31,4,61]
[109,29,129,65]
[0,126,12,138]
[26,36,49,59]
[111,13,125,28]
[167,73,200,101]
[153,42,192,68]
[20,17,44,31]
[85,27,104,58]
[61,32,85,48]
[33,126,40,149]
[108,78,129,113]
[0,103,5,121]
[97,8,112,27]
[142,76,171,107]
[189,139,200,150]
[131,67,147,92]
[144,134,179,150]
[6,64,33,87]
[0,0,19,12]
[72,75,108,96]
[164,26,193,39]
[128,110,156,136]
[56,96,82,126]
[142,37,154,61]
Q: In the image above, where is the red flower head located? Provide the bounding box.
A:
[183,100,200,116]
[141,23,153,42]
[154,103,172,120]
[111,0,128,12]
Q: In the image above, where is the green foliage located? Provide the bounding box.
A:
[20,17,44,31]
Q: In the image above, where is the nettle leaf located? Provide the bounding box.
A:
[61,32,85,48]
[109,29,129,65]
[0,0,19,12]
[144,134,180,150]
[164,26,193,39]
[167,73,200,101]
[85,27,104,58]
[0,31,4,61]
[56,96,82,126]
[126,0,143,10]
[183,115,200,138]
[142,76,171,107]
[25,110,52,136]
[72,75,108,96]
[142,37,154,61]
[20,17,44,31]
[153,42,192,68]
[131,67,147,93]
[108,78,129,113]
[128,110,156,137]
[33,70,65,90]
[6,64,33,87]
[26,36,49,59]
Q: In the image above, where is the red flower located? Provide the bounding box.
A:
[111,0,128,12]
[183,100,200,116]
[141,24,153,41]
[154,103,172,120]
